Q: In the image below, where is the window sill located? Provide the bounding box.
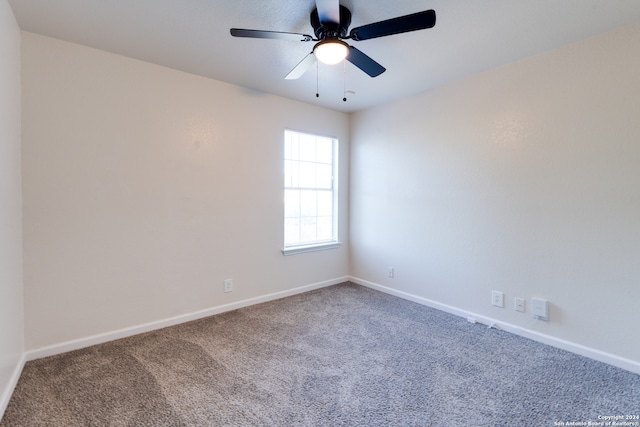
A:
[282,242,342,256]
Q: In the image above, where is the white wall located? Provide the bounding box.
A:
[0,0,24,414]
[21,32,349,351]
[350,23,640,364]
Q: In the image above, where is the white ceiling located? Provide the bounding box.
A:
[9,0,640,113]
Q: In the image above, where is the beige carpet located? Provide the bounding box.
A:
[2,282,639,426]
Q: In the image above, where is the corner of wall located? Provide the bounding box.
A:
[0,0,25,420]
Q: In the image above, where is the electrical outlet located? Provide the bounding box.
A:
[514,297,525,313]
[223,279,233,293]
[532,297,549,320]
[491,291,504,307]
[388,267,394,278]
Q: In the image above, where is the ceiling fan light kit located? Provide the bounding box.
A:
[314,39,349,65]
[230,1,436,97]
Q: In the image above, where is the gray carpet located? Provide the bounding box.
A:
[2,282,639,426]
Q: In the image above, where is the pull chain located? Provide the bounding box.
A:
[316,60,319,98]
[343,60,347,102]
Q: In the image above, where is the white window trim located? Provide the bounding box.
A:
[281,241,342,256]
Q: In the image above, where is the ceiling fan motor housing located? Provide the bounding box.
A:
[310,5,352,40]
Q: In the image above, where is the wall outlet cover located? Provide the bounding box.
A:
[492,291,505,307]
[532,297,549,320]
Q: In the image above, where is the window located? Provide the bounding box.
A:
[283,130,340,255]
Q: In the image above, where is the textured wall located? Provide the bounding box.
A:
[21,33,349,350]
[0,0,23,414]
[350,23,640,363]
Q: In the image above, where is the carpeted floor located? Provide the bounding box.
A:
[2,282,639,426]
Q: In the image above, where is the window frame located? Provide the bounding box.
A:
[282,129,341,256]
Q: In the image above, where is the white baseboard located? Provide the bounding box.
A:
[25,276,349,362]
[0,353,26,421]
[349,276,640,376]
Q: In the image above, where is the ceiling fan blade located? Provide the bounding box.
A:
[285,53,317,80]
[346,46,386,78]
[230,28,312,42]
[315,0,340,26]
[349,10,436,41]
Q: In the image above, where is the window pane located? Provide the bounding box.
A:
[316,138,333,164]
[285,130,298,160]
[284,135,292,160]
[298,162,316,188]
[317,216,333,241]
[284,160,292,187]
[287,160,299,187]
[300,190,317,217]
[317,191,333,216]
[284,218,300,245]
[316,164,332,189]
[300,216,317,243]
[284,189,300,218]
[299,135,316,161]
[284,130,337,249]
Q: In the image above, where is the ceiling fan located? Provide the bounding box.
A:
[230,0,436,80]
